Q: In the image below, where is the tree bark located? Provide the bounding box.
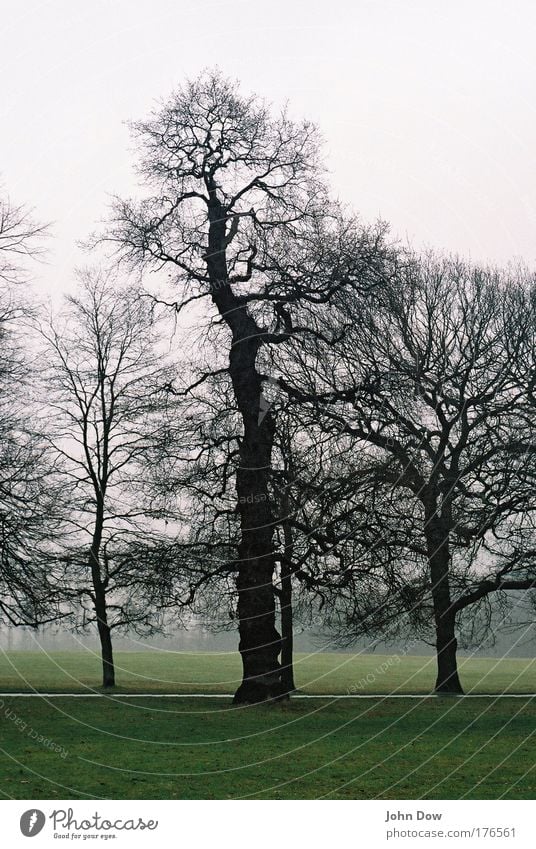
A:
[95,592,115,688]
[89,500,115,689]
[205,192,282,703]
[425,516,463,695]
[232,410,283,703]
[280,557,295,694]
[279,511,296,694]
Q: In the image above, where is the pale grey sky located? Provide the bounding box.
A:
[1,0,535,293]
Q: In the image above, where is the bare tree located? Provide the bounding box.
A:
[0,190,59,628]
[279,255,536,694]
[102,70,393,702]
[40,271,179,687]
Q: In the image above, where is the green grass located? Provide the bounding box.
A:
[0,696,535,799]
[1,652,534,799]
[0,649,535,694]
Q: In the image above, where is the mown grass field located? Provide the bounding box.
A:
[1,652,535,799]
[1,649,535,694]
[0,695,535,799]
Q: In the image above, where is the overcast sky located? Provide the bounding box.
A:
[1,0,535,293]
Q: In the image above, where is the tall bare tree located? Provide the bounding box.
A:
[103,70,393,702]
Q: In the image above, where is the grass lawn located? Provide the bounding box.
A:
[0,649,535,695]
[0,695,535,799]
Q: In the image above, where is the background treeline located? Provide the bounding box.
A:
[2,71,536,702]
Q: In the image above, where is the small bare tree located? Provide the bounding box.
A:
[40,271,178,687]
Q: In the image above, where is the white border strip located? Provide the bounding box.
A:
[0,692,535,699]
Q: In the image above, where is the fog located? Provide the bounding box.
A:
[3,601,535,659]
[2,0,536,301]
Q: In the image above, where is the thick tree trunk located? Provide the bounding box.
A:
[231,399,283,703]
[425,517,463,695]
[434,610,460,695]
[205,193,282,704]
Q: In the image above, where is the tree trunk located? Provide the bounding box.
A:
[434,609,460,695]
[95,594,115,688]
[205,193,282,704]
[231,401,283,703]
[280,517,296,694]
[280,563,295,694]
[425,517,463,695]
[89,503,115,689]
